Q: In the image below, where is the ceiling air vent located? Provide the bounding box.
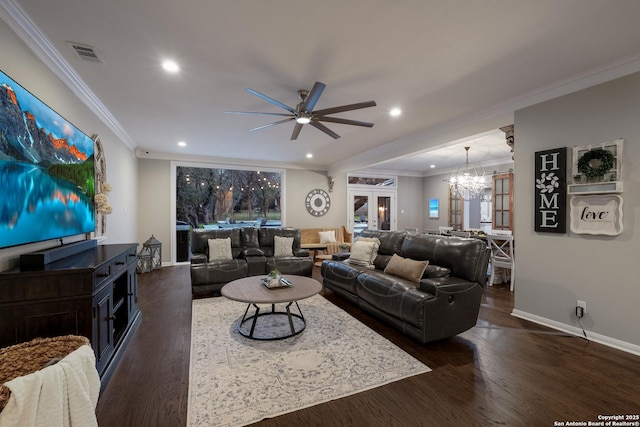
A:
[67,42,103,63]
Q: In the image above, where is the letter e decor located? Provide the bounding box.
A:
[534,147,567,233]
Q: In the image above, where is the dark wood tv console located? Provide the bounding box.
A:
[0,242,140,389]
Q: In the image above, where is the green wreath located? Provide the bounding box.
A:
[577,148,615,179]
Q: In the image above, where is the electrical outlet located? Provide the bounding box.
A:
[577,300,587,314]
[576,300,587,318]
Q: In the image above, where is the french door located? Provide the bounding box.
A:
[492,173,514,231]
[348,189,396,237]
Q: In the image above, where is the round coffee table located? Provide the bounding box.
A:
[221,275,322,340]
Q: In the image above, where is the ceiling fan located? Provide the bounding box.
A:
[225,81,376,140]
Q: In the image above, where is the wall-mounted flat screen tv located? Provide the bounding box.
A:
[1,69,95,249]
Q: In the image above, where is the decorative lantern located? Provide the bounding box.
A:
[143,235,162,270]
[136,248,152,274]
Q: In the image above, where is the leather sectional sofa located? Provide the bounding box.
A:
[321,229,490,344]
[190,227,313,296]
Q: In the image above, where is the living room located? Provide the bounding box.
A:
[2,1,640,425]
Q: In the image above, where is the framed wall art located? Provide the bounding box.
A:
[428,198,439,219]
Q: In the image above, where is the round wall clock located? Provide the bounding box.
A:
[305,189,331,216]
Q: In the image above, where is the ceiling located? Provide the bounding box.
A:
[3,0,640,176]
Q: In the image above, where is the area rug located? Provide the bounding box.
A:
[187,294,431,426]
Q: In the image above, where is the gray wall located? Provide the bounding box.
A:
[136,161,428,264]
[0,19,138,271]
[285,170,348,228]
[421,162,514,231]
[396,176,424,231]
[137,159,171,261]
[514,71,640,351]
[136,161,354,264]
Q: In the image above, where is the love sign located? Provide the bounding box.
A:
[569,195,623,236]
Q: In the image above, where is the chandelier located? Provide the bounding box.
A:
[449,146,486,199]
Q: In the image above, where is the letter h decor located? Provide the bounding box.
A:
[534,147,567,233]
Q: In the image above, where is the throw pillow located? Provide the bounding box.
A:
[384,254,429,283]
[208,237,232,261]
[318,230,337,244]
[347,238,380,268]
[274,235,294,257]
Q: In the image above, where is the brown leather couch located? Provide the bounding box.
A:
[190,227,313,296]
[321,229,490,344]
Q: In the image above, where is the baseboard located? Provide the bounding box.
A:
[511,309,640,357]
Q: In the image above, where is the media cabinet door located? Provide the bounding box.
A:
[94,284,115,375]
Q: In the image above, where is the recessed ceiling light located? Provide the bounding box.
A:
[178,141,186,147]
[306,153,313,159]
[430,164,436,168]
[389,107,402,117]
[162,59,180,73]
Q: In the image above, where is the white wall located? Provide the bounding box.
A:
[0,19,137,271]
[514,71,640,352]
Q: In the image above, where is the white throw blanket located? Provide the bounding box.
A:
[0,344,100,427]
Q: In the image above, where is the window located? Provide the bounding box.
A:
[176,166,282,228]
[348,175,396,187]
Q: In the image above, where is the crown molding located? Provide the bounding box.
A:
[0,0,135,150]
[135,148,317,171]
[330,52,640,176]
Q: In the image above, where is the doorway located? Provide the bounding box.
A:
[348,189,396,236]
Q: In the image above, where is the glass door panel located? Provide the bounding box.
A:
[492,173,514,231]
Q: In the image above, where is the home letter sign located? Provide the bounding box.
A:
[534,147,567,233]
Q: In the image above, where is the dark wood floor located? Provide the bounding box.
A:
[97,265,640,426]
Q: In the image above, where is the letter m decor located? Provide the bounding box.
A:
[534,147,567,233]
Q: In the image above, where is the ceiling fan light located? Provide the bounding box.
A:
[296,116,311,124]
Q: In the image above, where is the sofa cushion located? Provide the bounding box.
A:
[318,230,336,243]
[347,238,380,268]
[424,265,451,278]
[355,269,432,328]
[274,235,294,257]
[384,254,428,283]
[191,228,243,259]
[358,230,405,256]
[208,238,232,261]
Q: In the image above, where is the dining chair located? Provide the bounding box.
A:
[486,234,515,291]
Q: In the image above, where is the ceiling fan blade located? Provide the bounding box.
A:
[225,111,293,117]
[312,100,376,116]
[290,123,303,140]
[249,117,295,132]
[301,81,326,112]
[315,116,374,128]
[245,88,297,114]
[310,121,340,139]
